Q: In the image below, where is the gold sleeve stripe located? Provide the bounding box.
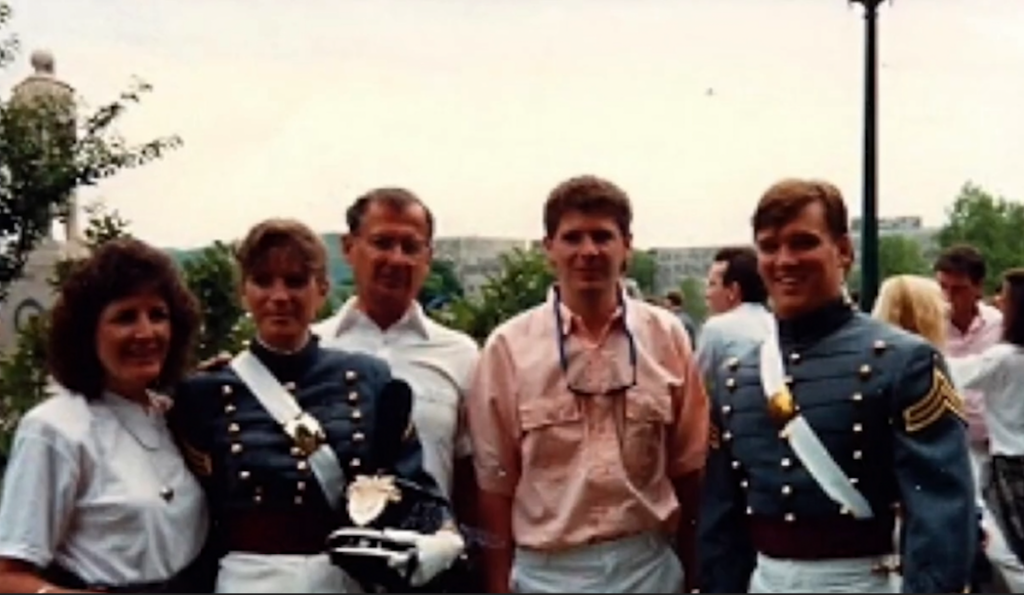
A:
[179,440,213,476]
[709,423,721,450]
[903,368,965,433]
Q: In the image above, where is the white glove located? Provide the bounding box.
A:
[382,528,466,587]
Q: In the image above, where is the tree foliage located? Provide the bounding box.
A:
[0,202,130,457]
[180,241,248,361]
[678,276,708,324]
[438,248,553,343]
[848,235,930,291]
[627,250,657,296]
[418,259,464,310]
[0,1,180,300]
[937,182,1024,293]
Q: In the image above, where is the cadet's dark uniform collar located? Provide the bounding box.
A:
[250,334,320,380]
[777,297,855,347]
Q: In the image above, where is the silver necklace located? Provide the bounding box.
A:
[107,401,160,452]
[105,397,176,503]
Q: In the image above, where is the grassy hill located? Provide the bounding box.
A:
[165,232,354,287]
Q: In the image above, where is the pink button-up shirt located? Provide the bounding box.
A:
[466,290,709,551]
[944,301,1003,443]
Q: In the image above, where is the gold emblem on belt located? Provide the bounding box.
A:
[767,387,797,426]
[285,413,326,457]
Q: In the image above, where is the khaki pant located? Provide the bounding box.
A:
[511,532,683,593]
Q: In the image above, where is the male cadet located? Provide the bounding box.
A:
[696,246,773,380]
[467,175,709,593]
[697,179,976,593]
[934,245,1023,592]
[313,188,480,517]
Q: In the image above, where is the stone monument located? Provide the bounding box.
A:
[0,50,83,355]
[9,49,81,251]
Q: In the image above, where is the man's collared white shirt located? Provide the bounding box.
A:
[313,298,479,497]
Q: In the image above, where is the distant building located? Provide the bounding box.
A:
[433,236,533,297]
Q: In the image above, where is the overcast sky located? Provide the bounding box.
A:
[3,0,1022,248]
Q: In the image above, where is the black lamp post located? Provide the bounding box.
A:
[849,0,886,312]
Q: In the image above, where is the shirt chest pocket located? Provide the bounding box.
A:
[517,394,584,470]
[621,389,673,485]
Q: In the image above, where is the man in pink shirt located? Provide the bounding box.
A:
[936,245,1004,443]
[935,245,1022,592]
[466,175,709,593]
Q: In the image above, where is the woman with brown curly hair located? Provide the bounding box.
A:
[0,238,212,593]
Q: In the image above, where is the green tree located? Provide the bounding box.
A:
[848,235,931,291]
[937,182,1024,293]
[0,1,180,300]
[0,202,130,457]
[180,241,248,361]
[679,277,708,324]
[627,250,657,296]
[440,248,554,343]
[418,259,464,310]
[317,284,353,321]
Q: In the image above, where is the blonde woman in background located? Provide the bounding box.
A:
[872,274,948,347]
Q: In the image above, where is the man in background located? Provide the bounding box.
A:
[935,244,1023,592]
[695,246,772,379]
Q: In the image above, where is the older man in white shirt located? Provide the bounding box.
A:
[313,188,480,509]
[695,246,773,380]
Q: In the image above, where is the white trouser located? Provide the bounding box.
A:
[511,532,683,593]
[749,553,899,593]
[971,444,1024,593]
[215,551,364,593]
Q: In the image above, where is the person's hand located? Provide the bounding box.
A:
[195,351,232,372]
[381,528,466,587]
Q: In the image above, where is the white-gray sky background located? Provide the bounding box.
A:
[3,0,1022,248]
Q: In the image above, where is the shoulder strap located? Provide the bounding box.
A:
[759,330,875,519]
[230,350,346,510]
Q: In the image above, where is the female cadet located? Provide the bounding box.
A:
[171,218,464,593]
[0,238,211,593]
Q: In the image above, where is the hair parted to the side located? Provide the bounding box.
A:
[934,244,987,285]
[714,245,767,305]
[47,238,201,401]
[544,175,633,238]
[346,187,435,241]
[235,218,329,285]
[752,178,849,239]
